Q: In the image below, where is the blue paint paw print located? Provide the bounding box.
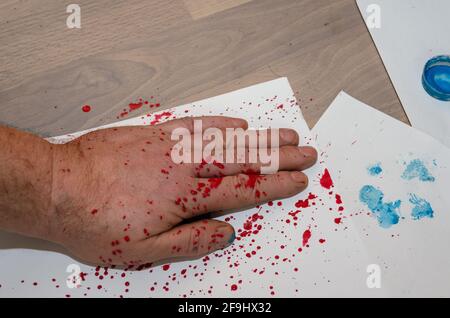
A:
[401,159,435,182]
[409,194,434,220]
[359,185,401,229]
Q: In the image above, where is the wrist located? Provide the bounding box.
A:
[0,126,55,239]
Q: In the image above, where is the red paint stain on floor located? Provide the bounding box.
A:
[82,105,92,113]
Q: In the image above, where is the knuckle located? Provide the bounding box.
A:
[232,174,258,202]
[185,227,200,256]
[273,173,285,186]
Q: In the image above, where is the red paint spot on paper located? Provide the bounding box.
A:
[150,112,172,126]
[320,168,334,189]
[302,229,312,247]
[334,217,342,224]
[162,264,170,271]
[230,284,238,291]
[294,193,317,208]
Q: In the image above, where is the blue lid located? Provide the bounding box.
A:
[422,55,450,101]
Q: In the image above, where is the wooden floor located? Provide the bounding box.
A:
[0,0,407,137]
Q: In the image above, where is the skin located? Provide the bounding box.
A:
[0,116,317,267]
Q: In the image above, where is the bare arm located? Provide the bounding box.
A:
[0,125,55,239]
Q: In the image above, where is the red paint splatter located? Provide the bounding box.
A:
[302,229,312,247]
[201,177,223,198]
[243,221,252,231]
[212,161,225,169]
[335,194,342,204]
[230,284,238,291]
[320,168,334,189]
[246,175,261,188]
[208,178,223,189]
[294,193,317,208]
[334,217,342,224]
[162,264,170,271]
[82,105,91,113]
[150,112,172,126]
[129,102,143,111]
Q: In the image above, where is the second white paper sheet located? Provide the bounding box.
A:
[357,0,450,147]
[313,92,450,297]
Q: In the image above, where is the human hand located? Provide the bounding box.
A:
[40,117,317,266]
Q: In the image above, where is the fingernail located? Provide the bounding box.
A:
[280,129,297,143]
[227,231,236,245]
[291,171,307,184]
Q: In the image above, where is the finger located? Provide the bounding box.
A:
[148,219,235,260]
[194,146,317,178]
[182,171,308,216]
[158,116,248,133]
[200,128,299,149]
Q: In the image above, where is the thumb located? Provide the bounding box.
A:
[152,219,235,260]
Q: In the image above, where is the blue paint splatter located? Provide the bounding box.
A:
[409,194,434,220]
[367,163,383,176]
[359,185,401,229]
[401,159,435,182]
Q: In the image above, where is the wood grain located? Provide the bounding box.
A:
[0,0,408,137]
[183,0,253,20]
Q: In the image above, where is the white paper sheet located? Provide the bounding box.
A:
[357,0,450,147]
[0,79,374,298]
[312,92,450,297]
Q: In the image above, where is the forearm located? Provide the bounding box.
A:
[0,125,54,239]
